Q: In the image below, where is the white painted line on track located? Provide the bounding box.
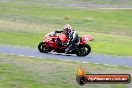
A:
[38,57,43,59]
[29,56,36,58]
[19,55,25,57]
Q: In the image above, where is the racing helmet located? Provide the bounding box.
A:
[63,24,72,36]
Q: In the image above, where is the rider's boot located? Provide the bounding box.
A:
[65,44,74,54]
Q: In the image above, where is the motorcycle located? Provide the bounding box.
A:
[38,33,94,57]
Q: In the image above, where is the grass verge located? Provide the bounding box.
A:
[0,53,132,88]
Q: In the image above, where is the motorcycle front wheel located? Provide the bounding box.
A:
[38,42,52,53]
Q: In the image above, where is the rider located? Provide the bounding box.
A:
[47,24,80,53]
[63,24,80,53]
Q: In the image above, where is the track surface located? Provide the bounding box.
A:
[1,1,132,8]
[0,45,132,67]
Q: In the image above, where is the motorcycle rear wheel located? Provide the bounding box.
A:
[76,44,91,57]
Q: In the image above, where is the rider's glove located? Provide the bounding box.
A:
[49,31,56,36]
[62,42,69,46]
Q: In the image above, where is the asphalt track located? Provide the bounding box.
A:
[1,1,132,9]
[0,45,132,67]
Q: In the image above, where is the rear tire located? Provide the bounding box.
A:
[76,44,91,56]
[38,42,52,53]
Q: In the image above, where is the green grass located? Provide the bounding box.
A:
[0,2,132,56]
[0,53,132,88]
[0,31,42,47]
[0,2,132,35]
[88,32,132,55]
[0,63,46,88]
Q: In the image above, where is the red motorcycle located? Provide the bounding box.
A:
[38,33,94,56]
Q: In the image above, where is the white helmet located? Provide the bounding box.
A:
[63,24,72,36]
[63,24,71,30]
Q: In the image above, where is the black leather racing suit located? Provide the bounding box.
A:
[65,30,80,52]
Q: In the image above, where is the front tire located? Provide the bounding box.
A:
[76,44,91,56]
[38,42,52,53]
